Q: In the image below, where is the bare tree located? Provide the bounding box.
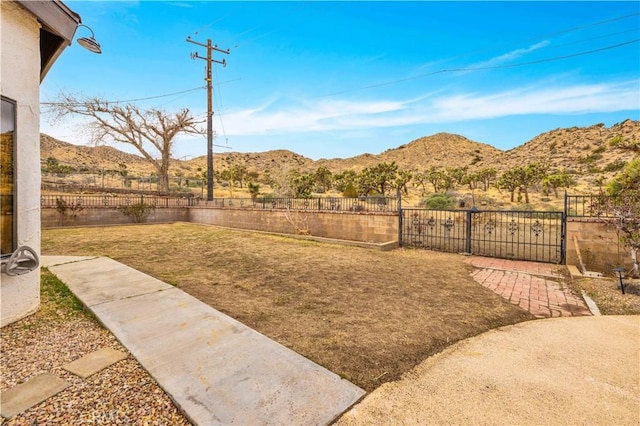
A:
[50,94,203,192]
[606,158,640,277]
[613,198,640,278]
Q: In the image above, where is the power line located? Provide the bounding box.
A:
[212,65,230,146]
[541,28,640,51]
[316,38,640,98]
[519,12,639,43]
[423,11,640,68]
[444,39,639,72]
[41,80,241,106]
[42,87,205,106]
[314,11,639,98]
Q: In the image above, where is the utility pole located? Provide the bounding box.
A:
[186,36,230,201]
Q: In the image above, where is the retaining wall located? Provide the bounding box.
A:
[41,207,188,228]
[565,218,626,273]
[41,205,632,272]
[188,208,398,243]
[42,207,398,244]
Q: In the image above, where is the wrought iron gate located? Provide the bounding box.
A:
[400,208,565,264]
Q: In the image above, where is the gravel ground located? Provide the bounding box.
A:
[1,273,191,425]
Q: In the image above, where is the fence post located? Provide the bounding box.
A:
[397,191,403,246]
[465,209,473,254]
[561,191,568,264]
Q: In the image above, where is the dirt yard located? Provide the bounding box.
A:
[42,223,533,391]
[566,275,640,315]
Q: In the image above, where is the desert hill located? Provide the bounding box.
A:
[41,119,639,190]
[311,133,504,173]
[41,133,150,174]
[500,120,639,175]
[179,132,504,176]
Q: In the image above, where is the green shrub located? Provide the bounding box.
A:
[422,193,456,210]
[603,160,627,172]
[342,182,359,198]
[477,196,497,207]
[512,203,534,212]
[578,153,603,164]
[119,202,155,223]
[609,134,623,146]
[55,197,84,225]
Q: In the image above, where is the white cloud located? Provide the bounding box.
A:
[221,79,639,136]
[223,98,412,135]
[41,79,639,156]
[426,80,640,121]
[468,41,551,69]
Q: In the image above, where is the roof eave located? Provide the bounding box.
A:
[15,0,82,81]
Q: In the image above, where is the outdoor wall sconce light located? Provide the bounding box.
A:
[76,24,102,54]
[613,267,626,295]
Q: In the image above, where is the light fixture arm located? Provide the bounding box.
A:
[77,24,96,38]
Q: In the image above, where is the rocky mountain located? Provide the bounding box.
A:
[501,120,639,175]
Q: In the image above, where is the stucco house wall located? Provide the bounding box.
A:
[1,2,43,326]
[1,0,82,326]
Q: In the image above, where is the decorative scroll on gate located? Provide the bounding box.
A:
[401,209,564,264]
[403,209,467,254]
[469,211,564,263]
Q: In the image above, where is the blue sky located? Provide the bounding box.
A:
[41,1,640,160]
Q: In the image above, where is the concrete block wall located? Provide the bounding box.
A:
[188,208,398,243]
[41,207,189,228]
[41,206,398,244]
[566,218,626,272]
[40,205,635,274]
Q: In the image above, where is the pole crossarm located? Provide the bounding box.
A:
[186,36,230,201]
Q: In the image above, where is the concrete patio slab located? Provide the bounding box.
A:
[0,374,70,419]
[47,257,365,425]
[63,347,128,378]
[48,257,173,306]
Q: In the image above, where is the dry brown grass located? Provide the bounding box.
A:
[42,223,533,391]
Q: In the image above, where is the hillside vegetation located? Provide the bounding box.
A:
[41,119,639,209]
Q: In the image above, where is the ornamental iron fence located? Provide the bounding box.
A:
[47,193,635,264]
[41,195,398,213]
[41,194,196,208]
[207,196,397,213]
[400,208,565,264]
[565,193,640,218]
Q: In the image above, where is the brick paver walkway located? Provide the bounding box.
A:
[465,257,591,318]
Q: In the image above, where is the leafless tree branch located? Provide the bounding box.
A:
[49,93,205,192]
